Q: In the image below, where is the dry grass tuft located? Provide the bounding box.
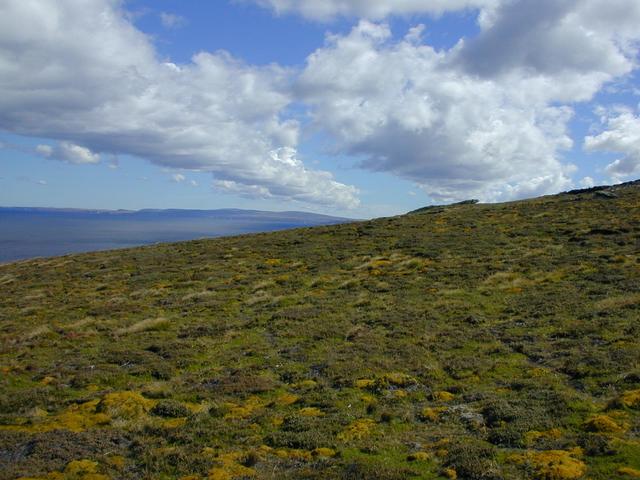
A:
[594,293,640,312]
[116,317,171,335]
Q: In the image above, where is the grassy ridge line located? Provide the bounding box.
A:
[0,184,639,479]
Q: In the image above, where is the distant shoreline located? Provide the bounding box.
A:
[0,207,356,263]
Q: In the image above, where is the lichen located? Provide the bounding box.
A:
[620,390,640,409]
[383,372,417,387]
[17,459,110,480]
[65,460,100,475]
[443,467,458,479]
[225,397,265,419]
[618,467,640,478]
[274,449,313,461]
[1,399,110,433]
[526,428,563,444]
[420,406,447,422]
[407,452,431,462]
[97,391,156,419]
[510,449,587,480]
[296,380,318,390]
[299,407,324,417]
[337,419,375,441]
[434,391,455,402]
[207,452,256,480]
[355,379,375,389]
[313,448,337,458]
[391,389,408,399]
[275,393,300,406]
[583,415,625,433]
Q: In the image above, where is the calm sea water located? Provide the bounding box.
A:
[0,208,353,263]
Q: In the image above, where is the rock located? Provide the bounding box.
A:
[595,190,618,198]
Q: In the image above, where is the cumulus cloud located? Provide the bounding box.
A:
[36,142,100,164]
[580,176,595,188]
[2,0,639,207]
[456,0,639,87]
[0,0,359,209]
[171,173,186,183]
[214,147,360,206]
[246,0,496,20]
[585,107,640,180]
[295,0,640,201]
[298,21,574,201]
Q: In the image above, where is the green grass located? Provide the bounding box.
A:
[1,182,639,479]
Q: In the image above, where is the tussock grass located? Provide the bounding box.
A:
[116,317,171,335]
[19,324,51,342]
[246,291,272,306]
[594,293,640,312]
[66,316,97,330]
[181,290,216,302]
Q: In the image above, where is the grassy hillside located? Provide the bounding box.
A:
[1,183,639,480]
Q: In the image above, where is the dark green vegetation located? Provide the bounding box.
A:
[1,183,640,480]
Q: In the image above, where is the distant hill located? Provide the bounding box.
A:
[0,207,355,263]
[0,182,639,479]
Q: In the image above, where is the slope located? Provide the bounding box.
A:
[0,183,639,479]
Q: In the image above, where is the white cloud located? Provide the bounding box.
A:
[456,0,639,88]
[0,0,359,209]
[580,176,595,188]
[298,21,577,202]
[214,147,360,207]
[585,107,640,180]
[36,142,100,164]
[172,173,186,183]
[35,145,53,157]
[295,0,640,202]
[2,0,639,207]
[160,12,188,29]
[246,0,496,20]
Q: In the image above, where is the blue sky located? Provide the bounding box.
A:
[1,0,639,218]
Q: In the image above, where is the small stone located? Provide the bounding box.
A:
[595,190,618,198]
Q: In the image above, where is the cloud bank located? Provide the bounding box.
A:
[1,0,639,207]
[0,0,359,209]
[245,0,496,20]
[296,0,640,200]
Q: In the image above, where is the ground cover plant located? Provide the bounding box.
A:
[1,181,639,479]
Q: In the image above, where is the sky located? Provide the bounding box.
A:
[1,0,639,219]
